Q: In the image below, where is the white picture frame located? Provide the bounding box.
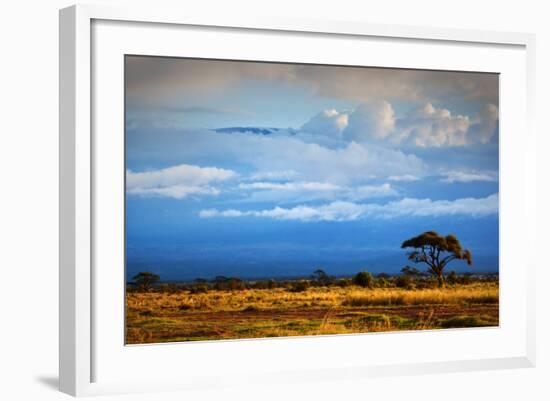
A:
[59,4,536,397]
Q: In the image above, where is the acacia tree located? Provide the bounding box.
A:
[401,231,472,287]
[132,271,160,291]
[313,269,332,286]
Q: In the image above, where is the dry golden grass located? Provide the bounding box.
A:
[126,283,499,344]
[342,284,498,307]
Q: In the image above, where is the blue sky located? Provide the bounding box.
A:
[125,56,499,281]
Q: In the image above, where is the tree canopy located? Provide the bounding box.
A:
[132,271,160,291]
[401,231,472,286]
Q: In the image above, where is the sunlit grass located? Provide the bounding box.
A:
[126,283,499,344]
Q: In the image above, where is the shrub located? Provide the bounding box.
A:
[158,283,180,293]
[336,278,353,287]
[395,275,413,289]
[457,273,473,285]
[353,271,374,288]
[189,283,209,294]
[287,280,310,292]
[447,271,458,285]
[376,277,389,288]
[228,278,246,291]
[414,279,435,289]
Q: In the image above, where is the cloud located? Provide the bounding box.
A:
[126,57,295,99]
[239,181,340,191]
[466,103,499,145]
[200,193,498,221]
[237,181,398,203]
[388,175,421,182]
[344,101,395,141]
[126,56,499,110]
[247,170,298,181]
[395,103,471,147]
[126,164,236,199]
[127,128,427,185]
[295,66,498,104]
[300,109,349,139]
[128,185,220,199]
[347,183,399,201]
[314,102,498,148]
[441,171,498,183]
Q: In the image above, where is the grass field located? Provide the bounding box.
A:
[126,282,499,344]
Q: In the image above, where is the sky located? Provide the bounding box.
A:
[125,56,499,281]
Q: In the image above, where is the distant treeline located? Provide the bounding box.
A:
[127,268,498,293]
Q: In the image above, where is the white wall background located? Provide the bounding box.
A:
[0,0,547,400]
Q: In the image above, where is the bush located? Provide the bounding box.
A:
[376,277,389,288]
[414,279,435,289]
[287,280,310,292]
[395,275,413,289]
[158,283,181,293]
[227,278,246,291]
[189,283,209,294]
[336,278,353,287]
[353,271,374,288]
[447,271,458,285]
[457,273,473,285]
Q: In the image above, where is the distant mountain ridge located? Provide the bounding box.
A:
[215,126,296,135]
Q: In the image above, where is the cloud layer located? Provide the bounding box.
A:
[298,101,498,148]
[126,57,499,108]
[200,193,498,222]
[127,164,236,199]
[127,128,428,185]
[441,170,498,183]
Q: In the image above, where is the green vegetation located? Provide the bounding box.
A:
[352,271,374,288]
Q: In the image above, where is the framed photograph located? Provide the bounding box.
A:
[59,4,536,396]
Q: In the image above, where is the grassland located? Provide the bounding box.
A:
[126,281,499,344]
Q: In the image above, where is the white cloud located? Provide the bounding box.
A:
[128,185,220,199]
[300,109,349,139]
[441,171,498,183]
[344,101,395,141]
[247,170,298,181]
[347,183,399,201]
[304,102,497,148]
[388,175,421,182]
[199,193,498,222]
[239,181,340,191]
[467,103,499,145]
[126,164,236,199]
[395,103,471,147]
[237,181,398,203]
[129,129,427,185]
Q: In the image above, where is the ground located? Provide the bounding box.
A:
[126,283,499,344]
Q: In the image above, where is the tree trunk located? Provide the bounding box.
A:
[437,273,445,287]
